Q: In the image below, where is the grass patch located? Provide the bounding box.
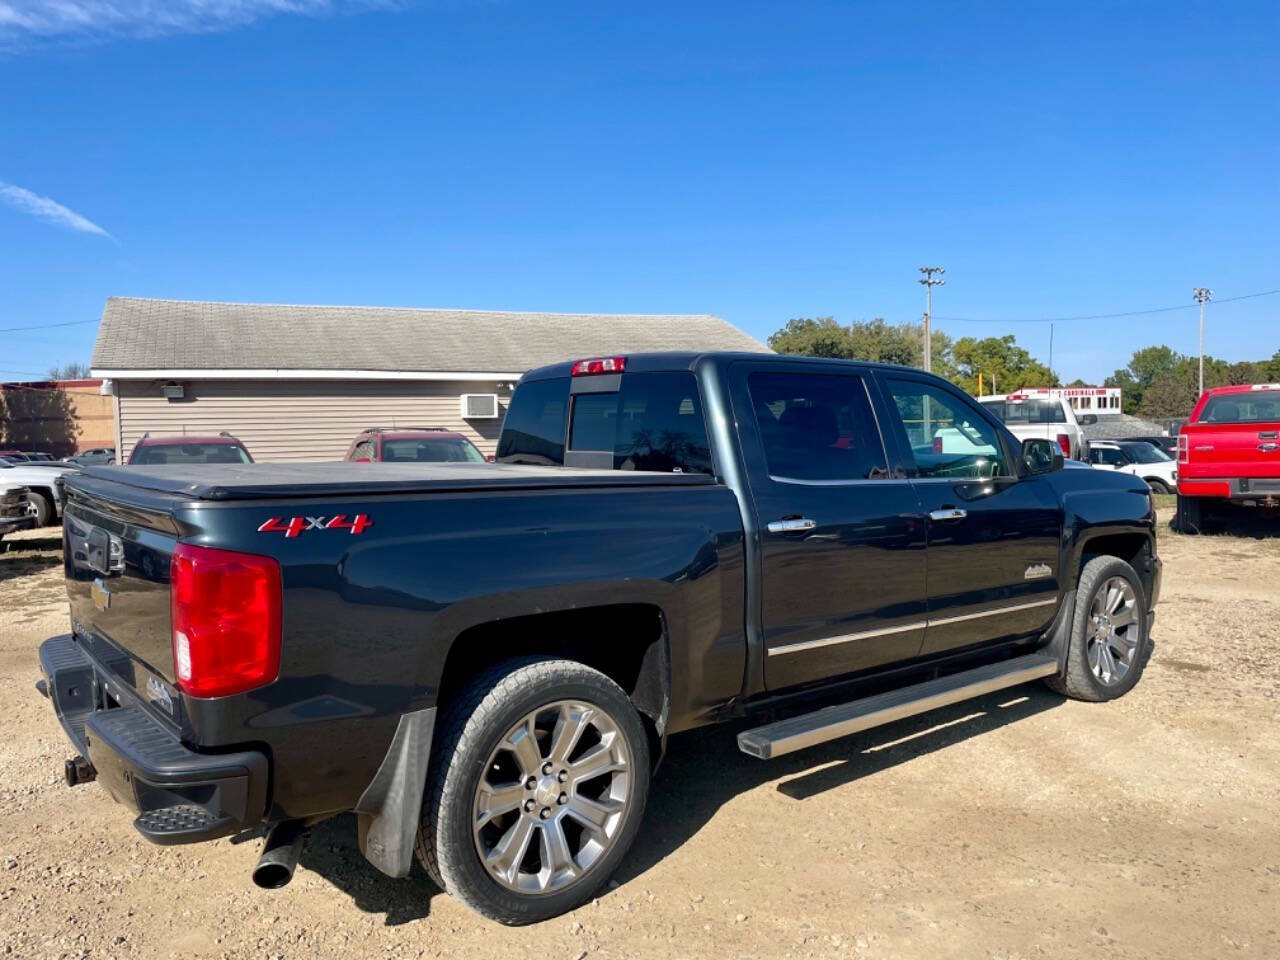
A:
[1153,494,1177,510]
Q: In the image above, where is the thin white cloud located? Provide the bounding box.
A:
[0,1,402,43]
[0,181,115,241]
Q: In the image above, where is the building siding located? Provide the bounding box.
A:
[116,378,512,462]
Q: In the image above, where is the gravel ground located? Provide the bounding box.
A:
[1,513,1277,959]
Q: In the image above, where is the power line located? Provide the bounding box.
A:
[0,318,98,334]
[936,287,1280,324]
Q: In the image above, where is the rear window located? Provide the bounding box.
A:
[497,378,570,465]
[381,438,485,463]
[979,399,1067,424]
[569,372,711,474]
[498,372,712,474]
[132,443,252,465]
[1200,394,1280,424]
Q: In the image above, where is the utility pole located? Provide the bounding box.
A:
[1048,322,1054,383]
[918,266,945,372]
[1193,287,1212,396]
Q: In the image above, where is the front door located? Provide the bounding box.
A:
[730,363,929,691]
[874,374,1063,657]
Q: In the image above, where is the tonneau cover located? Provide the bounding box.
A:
[77,461,713,501]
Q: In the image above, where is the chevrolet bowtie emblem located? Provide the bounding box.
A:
[91,577,111,612]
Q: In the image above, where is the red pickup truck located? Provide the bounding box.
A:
[1176,383,1280,532]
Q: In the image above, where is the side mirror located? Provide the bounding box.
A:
[1079,414,1098,425]
[1021,437,1064,476]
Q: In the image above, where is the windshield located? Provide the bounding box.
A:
[381,437,485,462]
[132,443,252,465]
[979,398,1067,424]
[1118,442,1171,463]
[1200,394,1280,424]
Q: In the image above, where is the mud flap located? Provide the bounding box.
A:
[1043,589,1077,675]
[354,706,436,878]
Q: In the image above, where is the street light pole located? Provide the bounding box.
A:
[918,266,946,372]
[1193,287,1213,396]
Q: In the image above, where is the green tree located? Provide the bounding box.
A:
[951,335,1058,395]
[767,316,955,377]
[1264,350,1280,382]
[1103,368,1141,414]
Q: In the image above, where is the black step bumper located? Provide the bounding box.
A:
[38,635,268,845]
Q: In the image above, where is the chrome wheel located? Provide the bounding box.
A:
[472,700,631,895]
[1087,576,1141,686]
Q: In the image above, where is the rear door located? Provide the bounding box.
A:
[874,373,1062,657]
[729,361,928,691]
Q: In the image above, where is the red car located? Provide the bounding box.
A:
[128,432,254,465]
[344,426,489,463]
[1176,383,1280,532]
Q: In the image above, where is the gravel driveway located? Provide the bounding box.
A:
[2,515,1277,959]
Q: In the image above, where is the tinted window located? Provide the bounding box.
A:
[381,438,485,462]
[497,378,569,465]
[1201,394,1280,424]
[132,443,252,465]
[1118,442,1169,464]
[1091,447,1127,467]
[979,398,1067,424]
[888,379,1008,479]
[747,372,888,481]
[566,372,712,474]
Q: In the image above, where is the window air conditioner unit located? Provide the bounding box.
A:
[461,393,500,419]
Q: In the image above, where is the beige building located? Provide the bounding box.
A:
[92,297,768,461]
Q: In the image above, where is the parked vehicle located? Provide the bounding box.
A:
[128,433,253,465]
[977,391,1092,460]
[0,449,32,462]
[0,483,34,541]
[1122,435,1177,458]
[1176,383,1280,533]
[1087,440,1178,494]
[40,353,1160,924]
[345,427,488,463]
[0,458,78,525]
[67,447,117,466]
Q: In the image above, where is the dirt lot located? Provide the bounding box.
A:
[2,513,1277,960]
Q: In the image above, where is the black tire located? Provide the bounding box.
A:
[1175,493,1203,534]
[25,491,51,527]
[1146,478,1170,495]
[1045,555,1150,702]
[416,657,651,925]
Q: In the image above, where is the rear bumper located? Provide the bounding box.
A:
[38,635,268,845]
[1178,477,1280,500]
[0,514,36,535]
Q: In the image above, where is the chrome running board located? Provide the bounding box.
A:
[736,654,1059,760]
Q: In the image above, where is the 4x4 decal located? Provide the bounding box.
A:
[258,514,373,538]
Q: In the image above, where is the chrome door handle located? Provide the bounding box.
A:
[767,518,817,534]
[929,508,968,522]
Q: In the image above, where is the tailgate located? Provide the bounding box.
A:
[1181,423,1280,478]
[63,484,183,722]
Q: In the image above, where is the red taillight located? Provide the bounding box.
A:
[933,435,943,454]
[1178,433,1189,464]
[170,543,281,698]
[571,356,627,376]
[1056,433,1071,457]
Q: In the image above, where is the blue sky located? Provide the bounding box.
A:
[1,0,1277,385]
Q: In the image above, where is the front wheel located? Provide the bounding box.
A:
[25,491,52,526]
[1046,555,1150,702]
[1146,478,1170,495]
[417,658,651,925]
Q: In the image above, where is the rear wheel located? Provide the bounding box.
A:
[1146,478,1170,495]
[416,658,650,925]
[1175,493,1204,534]
[1046,555,1150,702]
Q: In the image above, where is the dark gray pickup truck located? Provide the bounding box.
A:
[39,352,1160,924]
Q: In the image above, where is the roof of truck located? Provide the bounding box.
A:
[1199,383,1280,396]
[521,351,926,381]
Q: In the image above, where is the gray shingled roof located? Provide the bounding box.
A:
[92,297,769,373]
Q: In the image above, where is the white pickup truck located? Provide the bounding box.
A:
[978,392,1092,460]
[0,483,34,542]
